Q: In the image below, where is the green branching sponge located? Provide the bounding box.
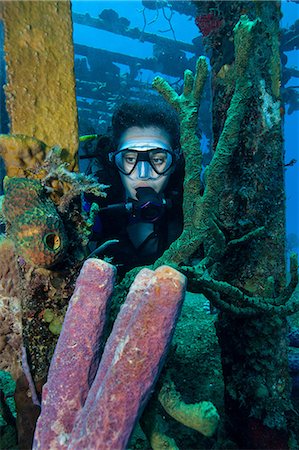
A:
[150,17,258,270]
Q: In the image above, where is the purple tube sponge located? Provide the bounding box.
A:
[33,258,116,450]
[67,265,186,450]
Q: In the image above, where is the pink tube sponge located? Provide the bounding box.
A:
[33,258,116,450]
[68,265,186,450]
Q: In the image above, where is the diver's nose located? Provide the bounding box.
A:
[137,161,151,179]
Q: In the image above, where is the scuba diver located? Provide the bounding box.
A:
[82,100,184,276]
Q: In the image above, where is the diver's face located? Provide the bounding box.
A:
[117,126,173,200]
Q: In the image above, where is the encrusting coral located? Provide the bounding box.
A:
[0,238,22,379]
[0,132,107,384]
[0,134,108,208]
[0,237,22,298]
[2,177,68,268]
[0,296,22,380]
[0,135,107,262]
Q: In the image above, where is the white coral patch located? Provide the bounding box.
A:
[259,79,280,129]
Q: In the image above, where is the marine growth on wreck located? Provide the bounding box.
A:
[0,1,298,450]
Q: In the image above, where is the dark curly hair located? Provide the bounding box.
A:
[112,99,181,151]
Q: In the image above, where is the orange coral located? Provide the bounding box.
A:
[0,134,49,178]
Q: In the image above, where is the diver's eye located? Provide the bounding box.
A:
[152,157,165,165]
[44,233,61,251]
[123,153,137,165]
[150,153,167,167]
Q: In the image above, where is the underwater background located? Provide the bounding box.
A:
[0,1,299,449]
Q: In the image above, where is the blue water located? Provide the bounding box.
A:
[281,2,299,258]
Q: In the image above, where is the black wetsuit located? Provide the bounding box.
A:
[84,189,183,277]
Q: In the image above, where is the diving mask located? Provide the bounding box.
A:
[110,147,177,177]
